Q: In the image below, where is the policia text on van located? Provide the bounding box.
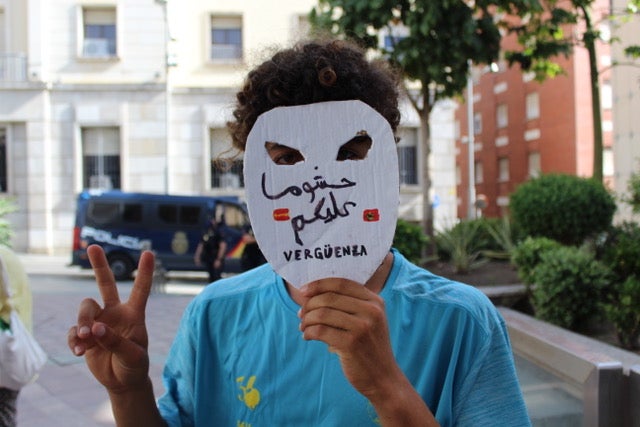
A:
[71,190,250,280]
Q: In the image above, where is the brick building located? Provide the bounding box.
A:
[454,1,614,219]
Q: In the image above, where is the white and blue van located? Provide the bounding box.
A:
[71,190,249,280]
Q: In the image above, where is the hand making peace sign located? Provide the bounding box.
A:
[67,244,155,393]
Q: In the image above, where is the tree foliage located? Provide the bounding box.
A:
[309,0,572,241]
[0,198,18,247]
[310,0,640,193]
[626,171,640,213]
[311,0,571,106]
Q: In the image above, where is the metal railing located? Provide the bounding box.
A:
[0,53,28,82]
[500,307,640,427]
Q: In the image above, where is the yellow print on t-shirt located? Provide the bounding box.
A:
[237,375,261,410]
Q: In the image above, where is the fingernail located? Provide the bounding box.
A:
[299,285,309,294]
[94,324,106,337]
[74,345,84,356]
[297,308,302,318]
[79,326,90,337]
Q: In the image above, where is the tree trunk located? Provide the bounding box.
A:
[420,104,435,257]
[582,6,604,183]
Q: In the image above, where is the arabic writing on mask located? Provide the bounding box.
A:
[261,173,357,246]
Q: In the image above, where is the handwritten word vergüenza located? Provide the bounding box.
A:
[261,173,357,246]
[283,244,368,262]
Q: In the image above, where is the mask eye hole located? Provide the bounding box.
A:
[336,131,372,161]
[265,142,305,165]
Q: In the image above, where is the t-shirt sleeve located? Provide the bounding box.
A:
[454,316,532,426]
[157,302,198,427]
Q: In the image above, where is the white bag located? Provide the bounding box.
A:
[0,310,47,390]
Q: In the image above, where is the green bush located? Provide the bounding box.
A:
[511,236,563,286]
[604,275,640,350]
[434,219,488,274]
[531,246,612,331]
[393,219,428,265]
[626,171,640,213]
[0,198,17,247]
[509,174,616,246]
[598,222,640,282]
[480,216,522,260]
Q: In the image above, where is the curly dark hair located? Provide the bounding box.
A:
[227,39,401,151]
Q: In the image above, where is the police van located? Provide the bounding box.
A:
[71,190,250,280]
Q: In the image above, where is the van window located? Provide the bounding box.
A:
[123,203,143,223]
[88,201,120,225]
[216,203,247,229]
[181,206,201,225]
[158,204,178,224]
[158,204,202,226]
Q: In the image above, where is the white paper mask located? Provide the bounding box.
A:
[244,100,399,287]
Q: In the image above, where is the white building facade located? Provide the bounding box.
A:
[612,0,640,221]
[0,0,456,255]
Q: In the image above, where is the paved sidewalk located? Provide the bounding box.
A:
[14,253,202,427]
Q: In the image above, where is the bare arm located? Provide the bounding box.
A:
[67,245,166,427]
[194,242,203,266]
[299,279,440,427]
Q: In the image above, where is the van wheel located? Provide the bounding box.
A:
[108,254,135,281]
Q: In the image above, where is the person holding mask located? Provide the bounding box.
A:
[67,38,531,426]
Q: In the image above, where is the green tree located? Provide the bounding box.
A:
[310,1,640,223]
[310,0,571,242]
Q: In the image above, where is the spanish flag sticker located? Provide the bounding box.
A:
[273,208,290,221]
[363,209,380,222]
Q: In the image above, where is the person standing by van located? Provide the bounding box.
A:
[194,218,227,283]
[240,225,266,272]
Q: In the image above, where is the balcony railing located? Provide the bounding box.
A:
[0,53,28,82]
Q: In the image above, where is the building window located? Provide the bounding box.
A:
[210,128,243,189]
[601,81,612,110]
[81,7,117,58]
[473,113,482,135]
[526,92,540,120]
[528,152,541,178]
[498,157,510,182]
[455,165,461,186]
[397,127,418,185]
[603,147,614,177]
[496,104,508,129]
[82,127,121,190]
[474,161,483,184]
[210,15,242,61]
[0,128,7,192]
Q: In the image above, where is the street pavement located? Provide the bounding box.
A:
[14,253,208,427]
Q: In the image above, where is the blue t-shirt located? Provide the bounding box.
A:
[157,250,531,426]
